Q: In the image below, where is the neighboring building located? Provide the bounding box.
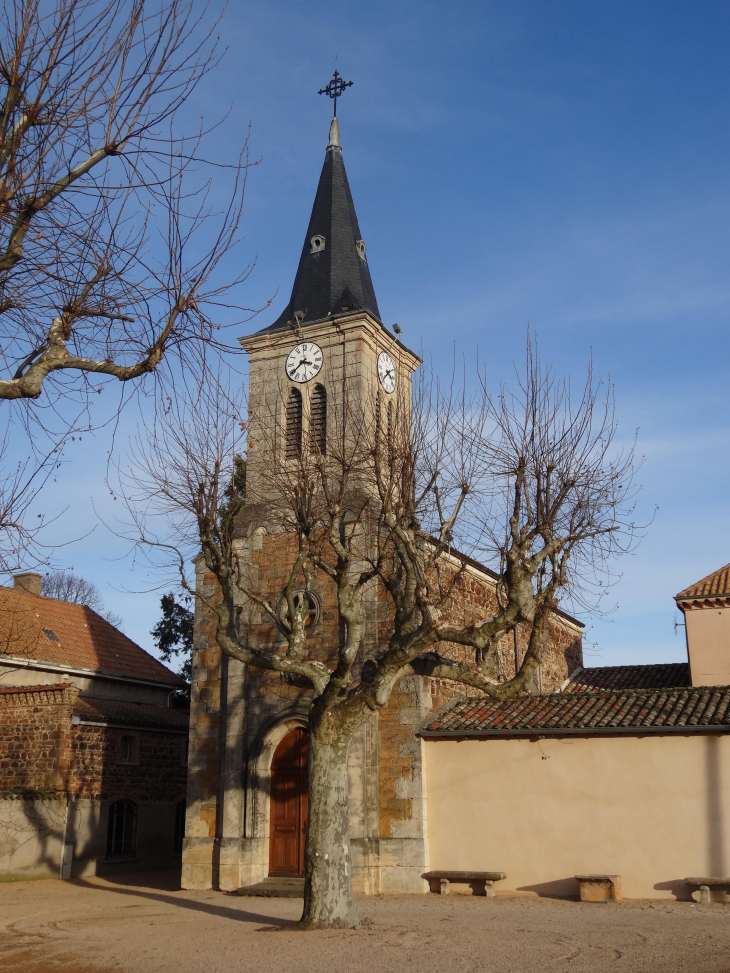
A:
[422,568,730,902]
[0,573,189,880]
[182,117,584,894]
[676,562,730,686]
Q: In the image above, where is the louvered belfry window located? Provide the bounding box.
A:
[286,388,303,459]
[310,384,327,455]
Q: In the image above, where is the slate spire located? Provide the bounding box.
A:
[266,118,381,332]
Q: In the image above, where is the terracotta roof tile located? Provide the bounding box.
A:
[0,586,181,686]
[676,563,730,600]
[423,685,730,735]
[73,696,189,730]
[565,663,690,692]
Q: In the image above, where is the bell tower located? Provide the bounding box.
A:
[183,104,420,894]
[240,114,420,502]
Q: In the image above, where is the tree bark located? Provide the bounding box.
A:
[300,726,360,929]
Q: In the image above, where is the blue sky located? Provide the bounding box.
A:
[19,0,730,668]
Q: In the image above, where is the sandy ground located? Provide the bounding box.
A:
[0,873,728,973]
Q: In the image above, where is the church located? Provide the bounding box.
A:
[182,106,730,903]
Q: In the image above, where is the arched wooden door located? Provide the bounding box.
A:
[269,727,308,876]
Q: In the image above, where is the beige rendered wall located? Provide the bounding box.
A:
[685,606,730,686]
[426,733,729,900]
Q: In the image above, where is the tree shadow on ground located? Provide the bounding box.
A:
[71,876,292,927]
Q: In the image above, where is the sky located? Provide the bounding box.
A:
[14,0,730,669]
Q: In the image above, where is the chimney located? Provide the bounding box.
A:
[13,572,42,597]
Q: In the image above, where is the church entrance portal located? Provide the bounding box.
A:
[269,727,308,876]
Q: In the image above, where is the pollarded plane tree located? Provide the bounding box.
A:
[0,0,253,570]
[125,346,640,929]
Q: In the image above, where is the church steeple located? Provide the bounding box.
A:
[262,119,381,333]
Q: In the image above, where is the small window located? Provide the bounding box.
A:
[118,734,138,765]
[106,800,137,858]
[310,235,326,253]
[42,628,60,643]
[310,384,327,455]
[286,388,303,460]
[355,239,367,260]
[173,800,186,854]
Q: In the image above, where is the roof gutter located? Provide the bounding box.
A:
[0,654,182,691]
[72,716,188,734]
[420,725,730,738]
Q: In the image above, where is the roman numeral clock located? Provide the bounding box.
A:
[285,342,323,383]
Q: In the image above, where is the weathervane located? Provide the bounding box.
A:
[318,69,353,118]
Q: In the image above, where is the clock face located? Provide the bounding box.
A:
[377,351,396,394]
[285,342,323,383]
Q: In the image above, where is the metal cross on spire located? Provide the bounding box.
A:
[318,69,353,118]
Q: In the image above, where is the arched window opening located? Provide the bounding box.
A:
[310,384,327,455]
[285,388,303,459]
[387,401,394,462]
[173,800,186,854]
[106,800,137,858]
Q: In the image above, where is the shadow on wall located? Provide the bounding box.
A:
[516,877,580,900]
[653,880,695,901]
[706,735,725,876]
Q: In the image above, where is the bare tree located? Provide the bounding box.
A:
[122,345,642,929]
[41,569,122,627]
[0,0,255,573]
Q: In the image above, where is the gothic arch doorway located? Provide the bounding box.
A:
[269,727,308,876]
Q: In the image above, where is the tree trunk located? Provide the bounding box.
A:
[300,727,360,929]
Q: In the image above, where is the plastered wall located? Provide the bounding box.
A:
[686,606,730,686]
[426,733,730,901]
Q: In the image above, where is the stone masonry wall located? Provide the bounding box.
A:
[0,685,187,802]
[0,685,76,793]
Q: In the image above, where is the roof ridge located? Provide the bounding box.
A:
[676,561,730,599]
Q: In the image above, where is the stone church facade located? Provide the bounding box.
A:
[182,117,584,894]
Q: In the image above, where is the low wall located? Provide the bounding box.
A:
[425,733,729,901]
[0,795,182,880]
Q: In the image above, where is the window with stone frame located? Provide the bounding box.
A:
[285,387,303,459]
[106,800,137,858]
[118,734,138,765]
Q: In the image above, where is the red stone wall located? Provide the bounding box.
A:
[0,685,75,792]
[0,685,187,802]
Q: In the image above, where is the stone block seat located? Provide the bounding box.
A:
[423,871,506,897]
[685,877,730,904]
[574,874,622,903]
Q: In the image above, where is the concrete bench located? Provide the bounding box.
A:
[685,877,730,904]
[574,874,622,903]
[423,871,506,897]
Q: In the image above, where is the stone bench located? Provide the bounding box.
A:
[423,871,506,897]
[685,877,730,904]
[574,874,622,903]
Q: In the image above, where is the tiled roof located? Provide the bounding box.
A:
[565,663,690,692]
[423,685,730,735]
[0,586,181,686]
[73,696,189,730]
[676,563,730,600]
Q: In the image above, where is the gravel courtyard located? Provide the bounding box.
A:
[0,873,727,973]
